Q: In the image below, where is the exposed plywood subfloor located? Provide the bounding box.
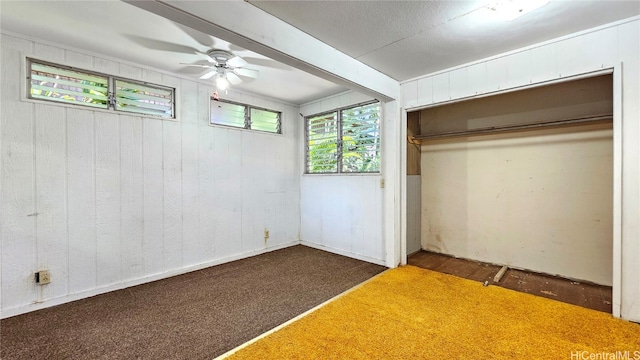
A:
[408,251,612,313]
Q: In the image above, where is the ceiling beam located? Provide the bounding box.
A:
[123,0,399,102]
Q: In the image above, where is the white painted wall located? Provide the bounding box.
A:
[299,91,385,264]
[401,17,640,321]
[418,74,614,285]
[0,33,301,318]
[422,124,613,285]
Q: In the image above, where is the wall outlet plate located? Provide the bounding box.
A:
[35,270,51,285]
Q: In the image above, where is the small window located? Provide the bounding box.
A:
[341,102,381,173]
[28,59,175,119]
[306,112,339,173]
[306,101,381,174]
[29,62,109,109]
[210,99,281,134]
[115,79,175,118]
[210,100,247,128]
[250,108,280,133]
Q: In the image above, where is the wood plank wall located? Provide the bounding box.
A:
[1,33,301,317]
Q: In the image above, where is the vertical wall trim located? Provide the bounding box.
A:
[118,117,123,280]
[400,107,408,266]
[64,108,69,295]
[31,102,37,303]
[140,118,146,274]
[161,121,165,269]
[383,100,401,268]
[612,63,623,318]
[297,112,303,241]
[93,105,98,285]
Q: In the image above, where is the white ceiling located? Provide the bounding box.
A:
[1,1,639,104]
[249,0,640,81]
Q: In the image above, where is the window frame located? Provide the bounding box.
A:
[305,100,381,175]
[26,58,177,120]
[209,97,282,134]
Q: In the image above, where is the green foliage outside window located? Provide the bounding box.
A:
[306,102,380,174]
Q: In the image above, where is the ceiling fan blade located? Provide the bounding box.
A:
[234,67,259,79]
[227,56,248,68]
[199,70,217,80]
[195,51,218,64]
[226,72,243,85]
[175,23,214,48]
[180,63,212,68]
[124,34,199,54]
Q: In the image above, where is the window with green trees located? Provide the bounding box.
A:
[209,99,281,134]
[306,101,381,174]
[28,59,175,119]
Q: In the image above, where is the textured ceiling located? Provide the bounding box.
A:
[1,1,638,104]
[249,0,640,81]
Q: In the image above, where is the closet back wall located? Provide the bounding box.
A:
[420,75,613,285]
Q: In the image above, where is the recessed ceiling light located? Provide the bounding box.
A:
[487,0,551,21]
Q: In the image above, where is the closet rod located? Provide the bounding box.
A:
[413,114,613,142]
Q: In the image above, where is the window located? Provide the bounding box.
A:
[306,101,381,174]
[210,99,281,134]
[114,79,174,118]
[28,59,175,119]
[29,62,109,109]
[250,108,280,133]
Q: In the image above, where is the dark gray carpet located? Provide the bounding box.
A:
[0,245,386,359]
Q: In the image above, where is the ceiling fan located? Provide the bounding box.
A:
[182,49,259,90]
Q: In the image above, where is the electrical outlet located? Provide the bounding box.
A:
[264,228,270,241]
[35,270,51,285]
[380,179,385,188]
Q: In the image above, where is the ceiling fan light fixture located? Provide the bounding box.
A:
[216,73,229,90]
[487,0,550,21]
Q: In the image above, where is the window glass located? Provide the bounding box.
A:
[305,101,381,174]
[210,100,247,128]
[115,79,174,118]
[341,102,381,173]
[29,62,109,108]
[250,108,281,133]
[306,112,339,173]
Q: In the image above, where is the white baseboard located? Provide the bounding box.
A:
[1,241,300,319]
[300,241,386,266]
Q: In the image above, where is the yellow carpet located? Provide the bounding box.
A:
[223,265,640,360]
